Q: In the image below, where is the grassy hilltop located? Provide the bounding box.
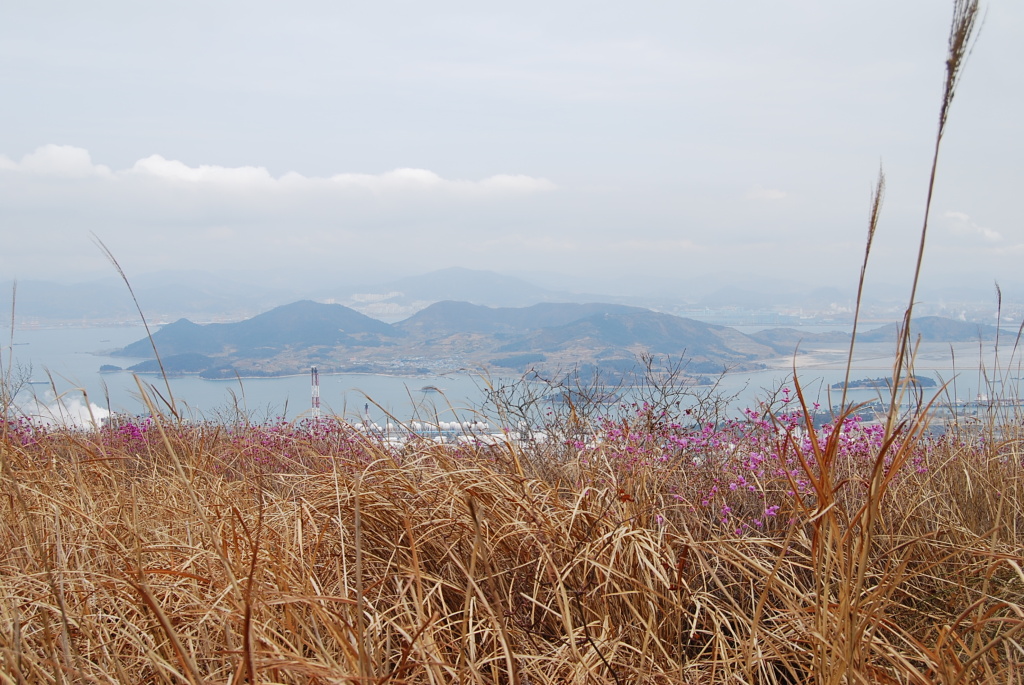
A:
[1,394,1022,682]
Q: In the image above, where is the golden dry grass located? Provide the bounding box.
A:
[1,410,1021,684]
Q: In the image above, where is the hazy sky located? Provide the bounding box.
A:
[1,1,1021,296]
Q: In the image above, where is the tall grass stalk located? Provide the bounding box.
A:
[92,234,180,421]
[840,167,885,412]
[800,4,993,680]
[888,0,981,433]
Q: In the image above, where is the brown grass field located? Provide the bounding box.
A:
[1,401,1022,683]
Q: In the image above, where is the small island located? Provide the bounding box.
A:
[832,375,936,390]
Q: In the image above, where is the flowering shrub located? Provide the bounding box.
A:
[4,415,41,447]
[551,389,957,536]
[3,397,1006,539]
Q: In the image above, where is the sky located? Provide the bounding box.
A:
[1,1,1021,298]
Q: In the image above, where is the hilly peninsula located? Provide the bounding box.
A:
[745,316,1010,355]
[114,300,778,380]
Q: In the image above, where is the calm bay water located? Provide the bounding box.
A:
[3,324,1019,425]
[4,325,485,423]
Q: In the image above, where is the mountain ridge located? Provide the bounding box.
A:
[112,301,1007,381]
[115,299,775,379]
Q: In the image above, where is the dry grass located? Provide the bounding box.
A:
[1,408,1022,684]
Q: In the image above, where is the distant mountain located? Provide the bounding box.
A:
[120,319,224,357]
[499,310,773,368]
[748,316,1011,356]
[380,267,558,306]
[2,272,291,324]
[10,266,1018,330]
[394,301,644,337]
[750,327,851,354]
[128,353,217,375]
[856,316,1005,343]
[113,299,780,379]
[699,285,850,310]
[118,301,398,358]
[317,267,595,322]
[391,300,518,337]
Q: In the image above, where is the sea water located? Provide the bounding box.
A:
[3,324,1019,426]
[2,325,486,424]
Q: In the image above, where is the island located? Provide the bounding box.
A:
[831,376,937,390]
[112,299,777,382]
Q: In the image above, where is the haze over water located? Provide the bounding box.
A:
[6,324,1016,427]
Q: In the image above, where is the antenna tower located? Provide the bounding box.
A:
[311,366,321,421]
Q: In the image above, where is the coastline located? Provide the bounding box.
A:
[118,368,467,382]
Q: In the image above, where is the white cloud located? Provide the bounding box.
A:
[746,184,786,201]
[0,144,561,281]
[19,144,112,178]
[320,168,555,194]
[0,145,556,198]
[129,155,275,185]
[945,210,1002,242]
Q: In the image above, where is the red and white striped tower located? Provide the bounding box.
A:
[311,366,321,421]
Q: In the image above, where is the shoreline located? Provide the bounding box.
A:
[113,368,466,382]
